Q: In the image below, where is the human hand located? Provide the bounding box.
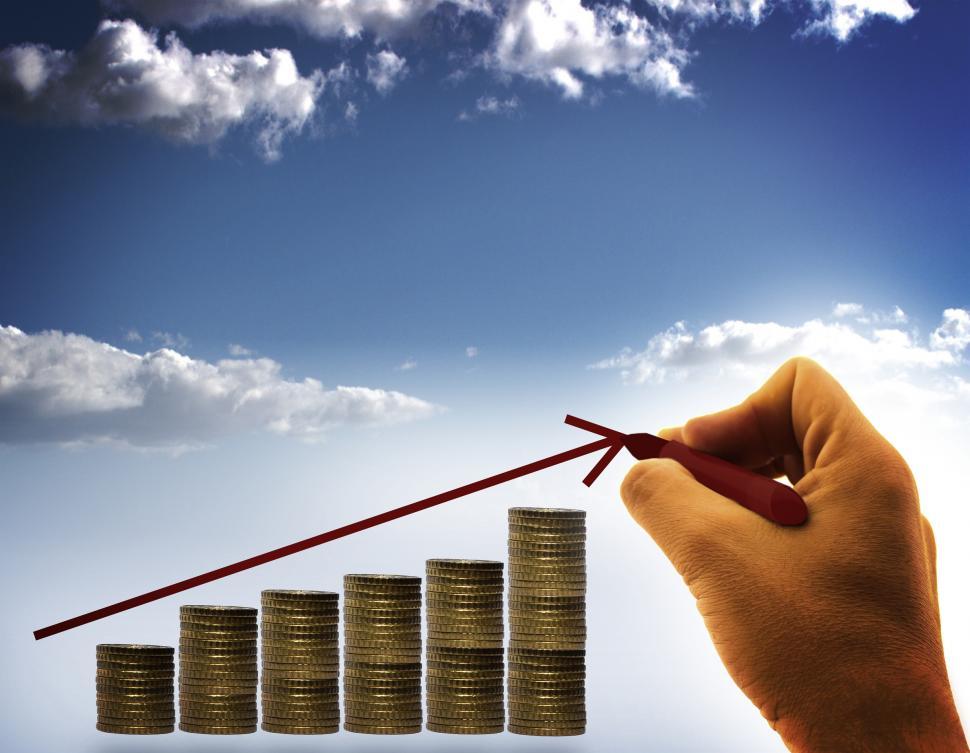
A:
[620,357,967,753]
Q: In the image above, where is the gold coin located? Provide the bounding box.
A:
[509,527,586,538]
[262,618,339,629]
[178,721,256,734]
[344,573,421,584]
[180,614,257,626]
[343,598,421,609]
[260,600,340,613]
[428,646,503,658]
[343,678,421,689]
[343,722,421,734]
[262,705,340,717]
[96,721,173,734]
[96,656,173,668]
[509,506,585,518]
[179,636,257,648]
[343,649,421,660]
[427,670,504,680]
[428,703,506,712]
[427,709,505,721]
[98,715,176,728]
[261,721,338,734]
[262,589,337,600]
[96,698,174,710]
[180,605,256,616]
[262,631,340,642]
[96,694,174,706]
[179,625,259,643]
[96,644,173,656]
[427,721,503,734]
[508,724,585,736]
[512,711,587,722]
[344,668,421,680]
[509,647,585,657]
[426,558,502,570]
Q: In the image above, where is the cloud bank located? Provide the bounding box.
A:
[0,0,919,157]
[0,325,439,450]
[591,305,969,385]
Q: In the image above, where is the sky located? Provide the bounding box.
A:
[0,1,968,752]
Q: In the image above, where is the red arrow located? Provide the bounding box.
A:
[33,417,626,640]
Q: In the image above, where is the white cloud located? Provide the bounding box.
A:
[832,301,864,317]
[488,0,694,100]
[366,49,408,94]
[345,101,359,122]
[591,308,968,385]
[831,301,908,324]
[228,343,254,356]
[458,94,519,121]
[396,358,418,371]
[0,325,439,449]
[152,330,190,350]
[0,19,325,160]
[466,346,479,358]
[123,328,143,342]
[802,0,916,42]
[106,0,492,40]
[931,308,970,352]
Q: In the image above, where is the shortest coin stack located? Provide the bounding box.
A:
[179,605,258,735]
[96,644,175,734]
[343,574,423,735]
[508,648,586,736]
[260,589,340,734]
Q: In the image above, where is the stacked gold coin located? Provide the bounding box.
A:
[425,559,505,734]
[178,605,258,734]
[508,647,586,736]
[343,574,422,734]
[260,590,340,734]
[507,507,587,735]
[96,644,175,734]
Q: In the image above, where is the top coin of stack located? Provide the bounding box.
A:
[260,590,340,735]
[343,574,422,735]
[96,644,175,735]
[425,559,505,734]
[508,508,587,650]
[179,605,258,735]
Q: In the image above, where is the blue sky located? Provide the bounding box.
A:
[1,2,968,751]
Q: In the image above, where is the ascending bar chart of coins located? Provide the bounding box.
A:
[89,508,587,737]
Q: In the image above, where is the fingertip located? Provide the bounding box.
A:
[657,426,682,441]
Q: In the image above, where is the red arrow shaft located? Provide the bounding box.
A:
[33,436,614,640]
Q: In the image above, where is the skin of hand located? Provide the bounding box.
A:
[620,357,968,753]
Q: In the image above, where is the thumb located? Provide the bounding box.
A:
[620,457,747,582]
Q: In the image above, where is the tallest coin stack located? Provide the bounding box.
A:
[507,507,587,736]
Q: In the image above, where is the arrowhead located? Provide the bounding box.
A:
[581,438,625,487]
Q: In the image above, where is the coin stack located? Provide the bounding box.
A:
[343,574,422,734]
[179,605,258,734]
[96,644,175,734]
[507,507,587,736]
[425,559,505,734]
[260,589,340,734]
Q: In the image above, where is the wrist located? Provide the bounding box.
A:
[778,663,968,753]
